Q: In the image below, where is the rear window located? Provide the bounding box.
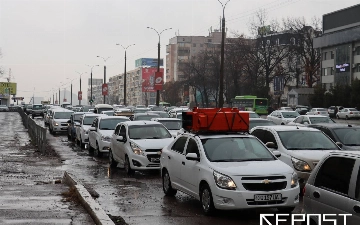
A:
[317,108,326,111]
[349,108,358,111]
[134,114,160,121]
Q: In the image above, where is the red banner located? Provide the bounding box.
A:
[142,68,164,92]
[154,72,163,90]
[78,91,82,100]
[102,83,108,96]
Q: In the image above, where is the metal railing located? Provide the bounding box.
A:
[14,107,47,153]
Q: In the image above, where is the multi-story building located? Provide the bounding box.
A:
[314,3,360,90]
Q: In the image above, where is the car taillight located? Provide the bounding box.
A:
[318,112,320,114]
[350,112,353,114]
[303,186,306,195]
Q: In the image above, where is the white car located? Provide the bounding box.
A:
[302,151,360,225]
[101,110,115,116]
[75,113,98,148]
[280,107,293,111]
[287,115,335,126]
[336,108,360,120]
[267,110,300,125]
[48,108,74,134]
[168,107,189,118]
[306,108,329,116]
[150,118,182,137]
[88,116,130,157]
[250,126,341,191]
[109,121,174,174]
[160,132,300,215]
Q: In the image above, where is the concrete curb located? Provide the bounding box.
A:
[63,171,115,225]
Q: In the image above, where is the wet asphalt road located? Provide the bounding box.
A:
[33,115,360,225]
[0,112,94,225]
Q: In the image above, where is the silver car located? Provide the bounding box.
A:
[266,110,300,125]
[336,108,360,120]
[303,151,360,225]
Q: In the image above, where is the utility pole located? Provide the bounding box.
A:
[59,88,60,105]
[97,56,110,104]
[70,82,73,105]
[116,44,135,106]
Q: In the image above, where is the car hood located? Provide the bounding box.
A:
[210,160,293,176]
[288,150,339,161]
[53,119,69,123]
[131,138,174,150]
[342,145,360,151]
[98,130,114,137]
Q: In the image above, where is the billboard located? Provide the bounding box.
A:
[88,78,103,86]
[142,68,164,92]
[135,58,163,68]
[336,63,350,73]
[102,84,108,96]
[0,82,17,95]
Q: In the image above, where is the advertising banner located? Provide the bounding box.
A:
[135,58,163,68]
[0,82,17,95]
[78,91,82,100]
[154,72,163,91]
[142,68,164,92]
[335,63,350,73]
[102,84,108,96]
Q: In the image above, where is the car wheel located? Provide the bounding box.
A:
[277,207,295,213]
[32,115,35,119]
[200,183,215,215]
[95,143,102,157]
[336,114,340,119]
[80,137,85,149]
[281,123,285,125]
[162,169,177,196]
[88,143,94,155]
[124,155,134,175]
[109,150,117,168]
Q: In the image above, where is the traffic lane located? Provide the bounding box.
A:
[45,131,303,225]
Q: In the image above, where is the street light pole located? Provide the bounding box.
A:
[86,65,99,106]
[76,71,86,106]
[97,56,110,104]
[147,26,172,106]
[217,0,230,108]
[59,88,60,105]
[116,44,135,106]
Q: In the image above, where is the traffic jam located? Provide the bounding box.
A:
[19,103,360,224]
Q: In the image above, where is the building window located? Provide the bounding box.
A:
[322,68,327,76]
[323,52,327,60]
[266,40,270,45]
[200,44,203,47]
[193,43,196,47]
[276,38,280,46]
[356,46,360,55]
[331,67,334,75]
[330,51,334,59]
[356,64,360,72]
[290,37,296,45]
[208,39,212,43]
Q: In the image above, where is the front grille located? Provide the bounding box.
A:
[145,149,162,153]
[147,154,160,163]
[241,176,286,180]
[146,164,160,167]
[246,197,287,205]
[242,181,287,191]
[61,123,68,126]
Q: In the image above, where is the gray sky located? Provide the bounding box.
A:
[0,0,359,102]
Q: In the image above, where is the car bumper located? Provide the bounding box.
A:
[52,125,68,132]
[129,153,160,170]
[99,141,110,153]
[348,114,360,119]
[211,183,300,210]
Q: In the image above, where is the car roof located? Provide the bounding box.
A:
[150,111,167,113]
[239,111,256,113]
[94,104,113,108]
[252,125,319,132]
[151,118,181,121]
[100,116,129,120]
[134,113,159,116]
[185,133,252,139]
[52,108,73,112]
[308,123,360,128]
[121,121,162,126]
[272,110,298,113]
[325,151,360,159]
[301,115,329,117]
[73,112,89,115]
[249,118,273,121]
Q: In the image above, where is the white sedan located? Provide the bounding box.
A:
[287,115,335,126]
[267,110,300,125]
[336,108,360,120]
[306,108,329,116]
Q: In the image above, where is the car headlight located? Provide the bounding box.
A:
[291,157,311,172]
[291,172,299,188]
[53,122,59,126]
[213,171,237,190]
[101,136,111,142]
[130,142,144,155]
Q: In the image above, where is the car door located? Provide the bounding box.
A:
[306,156,356,224]
[111,124,121,161]
[166,136,188,187]
[89,118,98,148]
[117,125,128,165]
[95,118,102,145]
[268,112,278,124]
[180,137,201,196]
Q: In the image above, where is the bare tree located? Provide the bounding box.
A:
[162,81,182,106]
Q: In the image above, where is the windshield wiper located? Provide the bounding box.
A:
[236,159,267,162]
[146,137,162,139]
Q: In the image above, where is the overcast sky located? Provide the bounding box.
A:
[0,0,359,102]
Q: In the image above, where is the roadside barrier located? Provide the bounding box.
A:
[15,107,47,153]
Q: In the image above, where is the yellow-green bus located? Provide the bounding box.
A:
[230,95,268,115]
[159,102,171,107]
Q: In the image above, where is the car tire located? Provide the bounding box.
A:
[80,137,85,149]
[88,143,94,155]
[162,169,177,196]
[95,143,102,157]
[124,155,134,175]
[277,207,295,213]
[109,150,117,168]
[200,183,216,216]
[336,114,340,119]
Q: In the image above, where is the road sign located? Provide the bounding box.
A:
[63,98,67,102]
[78,91,82,100]
[0,82,17,95]
[102,84,108,96]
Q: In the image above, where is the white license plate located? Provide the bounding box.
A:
[254,194,282,202]
[151,158,159,163]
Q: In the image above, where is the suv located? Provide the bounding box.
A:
[109,121,174,174]
[75,114,99,148]
[48,108,74,134]
[31,104,43,118]
[88,116,130,157]
[160,132,300,215]
[303,151,360,224]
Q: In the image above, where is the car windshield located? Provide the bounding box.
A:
[54,112,73,119]
[159,120,182,130]
[309,117,335,124]
[83,116,97,125]
[249,120,276,129]
[33,105,42,109]
[73,114,83,122]
[281,111,299,118]
[99,118,129,130]
[277,131,339,150]
[249,113,260,118]
[103,111,114,116]
[128,124,172,139]
[133,109,149,113]
[97,108,113,114]
[201,137,275,162]
[152,112,169,118]
[333,128,360,146]
[134,114,160,121]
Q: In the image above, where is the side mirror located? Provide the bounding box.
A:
[335,142,343,148]
[185,153,200,161]
[116,136,125,142]
[273,150,281,158]
[89,127,96,131]
[266,142,276,149]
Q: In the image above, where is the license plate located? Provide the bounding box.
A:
[254,194,282,202]
[150,158,159,163]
